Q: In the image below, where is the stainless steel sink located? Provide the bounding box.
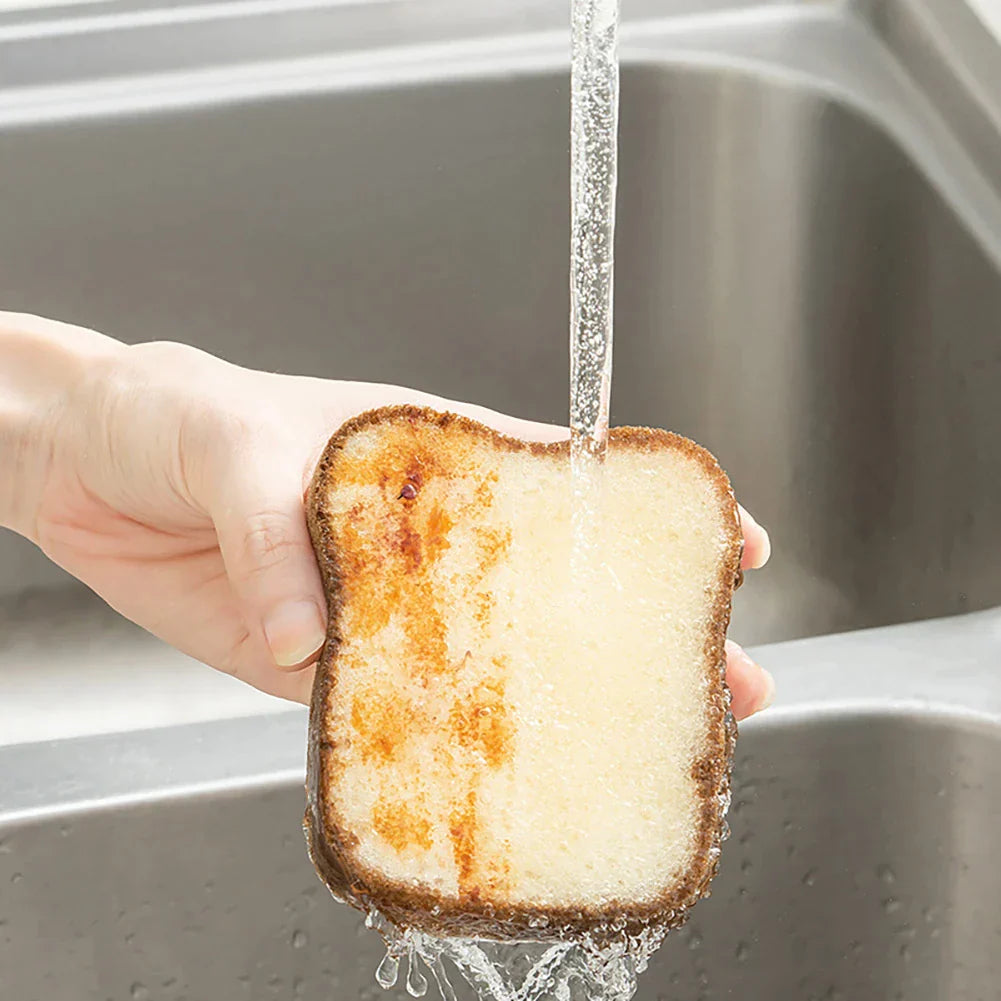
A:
[1,0,1000,998]
[4,616,1001,1001]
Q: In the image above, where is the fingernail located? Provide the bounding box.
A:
[740,508,768,572]
[756,527,772,569]
[741,508,771,569]
[758,668,776,711]
[264,600,326,668]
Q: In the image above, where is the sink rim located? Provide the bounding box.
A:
[2,606,999,824]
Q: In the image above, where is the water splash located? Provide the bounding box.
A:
[365,910,665,1001]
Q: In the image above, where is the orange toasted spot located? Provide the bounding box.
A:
[473,470,499,506]
[448,788,512,900]
[395,521,424,573]
[473,590,495,627]
[372,794,434,853]
[450,677,514,769]
[338,517,398,638]
[350,692,407,763]
[328,427,517,897]
[473,525,512,581]
[449,789,480,896]
[334,426,459,494]
[424,504,453,562]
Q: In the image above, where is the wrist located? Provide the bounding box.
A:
[0,312,125,541]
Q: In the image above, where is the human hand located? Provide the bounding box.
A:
[1,313,772,715]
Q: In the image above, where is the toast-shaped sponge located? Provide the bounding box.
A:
[305,407,743,941]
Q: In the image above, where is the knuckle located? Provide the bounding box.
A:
[205,408,256,447]
[218,628,252,679]
[181,409,260,504]
[240,509,304,575]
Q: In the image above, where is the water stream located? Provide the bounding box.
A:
[569,0,619,581]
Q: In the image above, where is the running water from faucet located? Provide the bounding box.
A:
[569,0,618,465]
[569,0,619,580]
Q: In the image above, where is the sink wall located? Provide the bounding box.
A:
[3,60,1001,643]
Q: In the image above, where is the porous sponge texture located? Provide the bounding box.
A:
[306,408,742,939]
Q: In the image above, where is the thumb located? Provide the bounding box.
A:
[211,460,327,672]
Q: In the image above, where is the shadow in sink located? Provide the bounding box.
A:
[1,710,998,1000]
[3,60,1001,644]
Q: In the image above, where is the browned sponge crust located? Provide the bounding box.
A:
[304,406,743,942]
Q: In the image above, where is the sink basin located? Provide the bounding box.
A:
[4,613,1001,1000]
[1,0,1000,997]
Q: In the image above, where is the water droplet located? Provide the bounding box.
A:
[10,873,22,885]
[883,898,901,914]
[802,869,817,886]
[376,952,400,989]
[878,865,895,884]
[428,955,457,1001]
[735,941,750,961]
[900,943,911,960]
[740,858,753,873]
[292,929,308,949]
[406,954,429,997]
[130,985,149,1001]
[688,931,702,950]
